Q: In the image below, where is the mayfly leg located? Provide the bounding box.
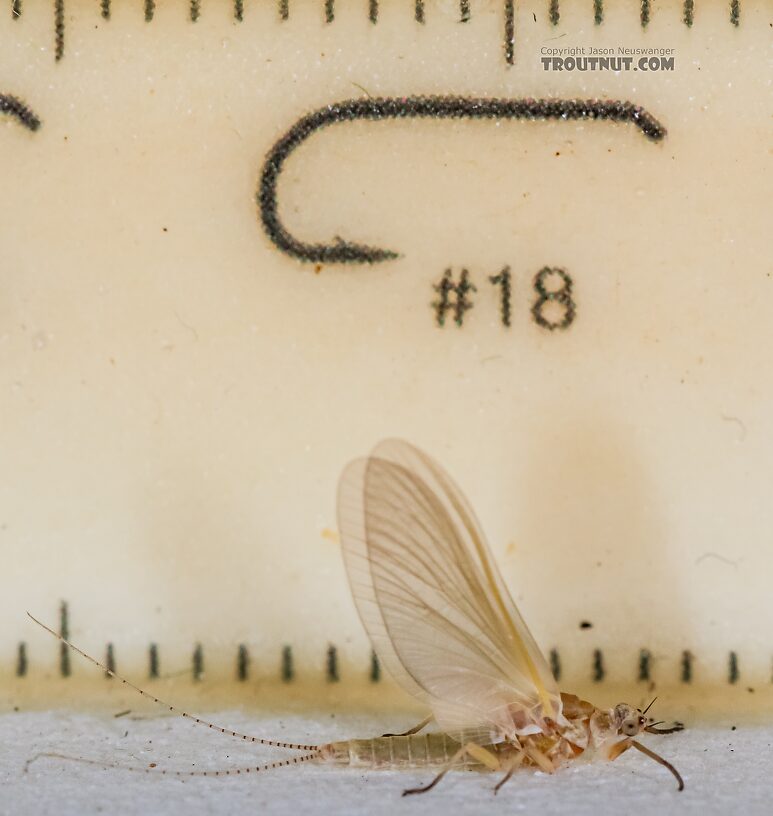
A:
[26,613,318,753]
[492,739,554,793]
[608,738,684,791]
[524,743,556,774]
[382,714,433,737]
[402,742,501,796]
[645,723,685,735]
[493,749,526,794]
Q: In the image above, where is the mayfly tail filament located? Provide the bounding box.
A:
[26,613,319,753]
[24,751,322,777]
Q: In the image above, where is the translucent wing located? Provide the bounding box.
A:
[337,439,562,743]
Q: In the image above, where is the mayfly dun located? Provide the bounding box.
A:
[27,439,684,792]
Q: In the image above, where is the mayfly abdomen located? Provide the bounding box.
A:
[322,733,487,770]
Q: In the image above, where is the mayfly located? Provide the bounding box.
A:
[28,439,684,792]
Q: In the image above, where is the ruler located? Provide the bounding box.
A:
[1,1,770,707]
[1,0,752,64]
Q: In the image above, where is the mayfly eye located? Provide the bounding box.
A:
[623,720,639,736]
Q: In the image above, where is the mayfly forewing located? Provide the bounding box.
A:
[374,439,560,717]
[337,456,431,704]
[337,439,562,742]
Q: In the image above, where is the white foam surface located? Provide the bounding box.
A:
[2,710,768,816]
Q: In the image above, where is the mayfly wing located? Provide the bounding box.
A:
[337,439,562,743]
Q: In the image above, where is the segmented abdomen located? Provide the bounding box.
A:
[330,733,487,769]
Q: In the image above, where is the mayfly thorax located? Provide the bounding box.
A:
[27,439,684,792]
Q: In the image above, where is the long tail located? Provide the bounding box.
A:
[26,612,319,752]
[24,750,321,777]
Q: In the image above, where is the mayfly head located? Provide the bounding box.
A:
[613,703,647,737]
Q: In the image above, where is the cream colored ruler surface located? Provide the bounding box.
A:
[0,0,770,709]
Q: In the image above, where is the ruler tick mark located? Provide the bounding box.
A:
[144,0,154,22]
[325,0,334,24]
[504,0,514,65]
[190,0,200,22]
[728,651,739,684]
[59,601,70,677]
[281,644,294,681]
[594,0,603,25]
[459,0,470,23]
[415,0,425,24]
[279,0,288,21]
[549,0,559,26]
[105,643,115,677]
[237,644,249,680]
[54,0,65,61]
[592,649,605,682]
[235,0,243,21]
[16,642,28,677]
[148,642,159,679]
[370,650,380,682]
[369,0,377,24]
[730,0,740,26]
[192,643,204,681]
[681,650,693,683]
[550,648,561,681]
[641,0,651,27]
[101,0,110,20]
[11,0,22,18]
[683,0,694,27]
[638,649,652,682]
[326,644,339,682]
